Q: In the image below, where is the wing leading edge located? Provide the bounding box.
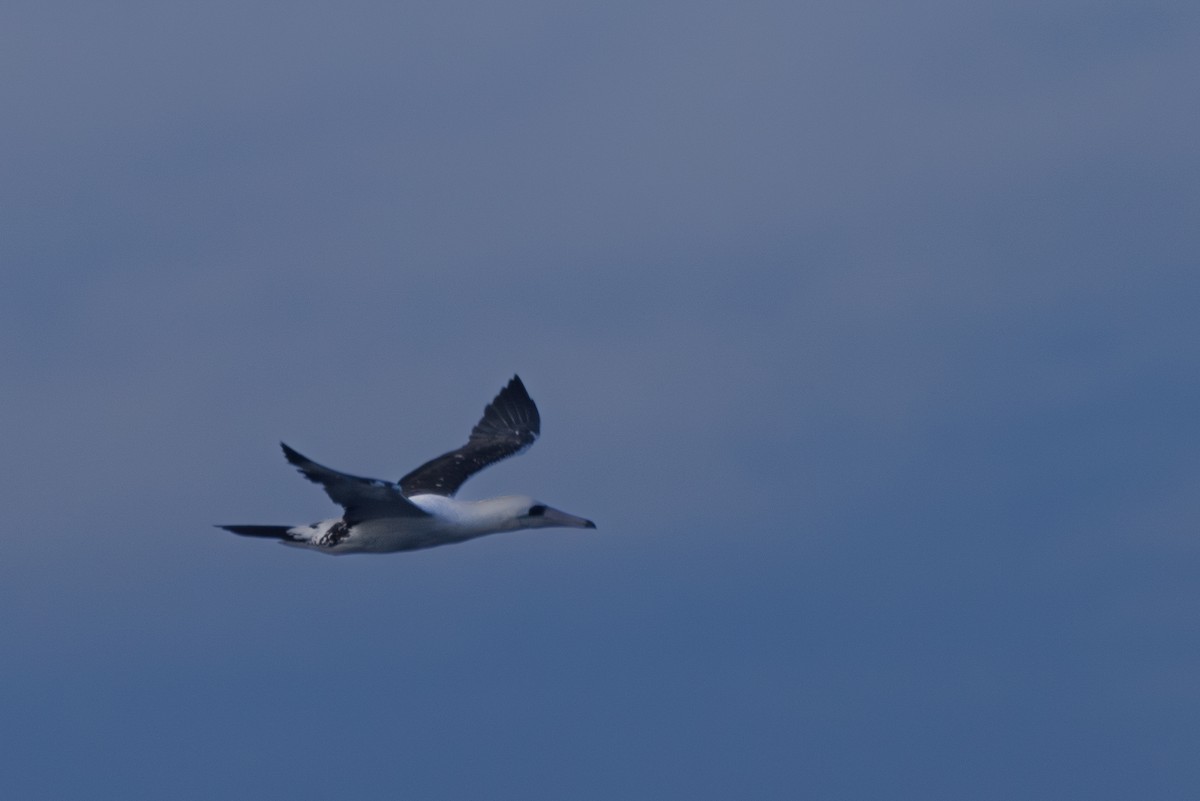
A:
[398,375,541,497]
[281,443,431,525]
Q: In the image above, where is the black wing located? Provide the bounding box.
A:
[281,443,431,525]
[399,375,541,497]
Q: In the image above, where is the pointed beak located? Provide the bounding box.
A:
[543,507,597,529]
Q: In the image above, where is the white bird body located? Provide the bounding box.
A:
[218,376,596,555]
[284,495,592,554]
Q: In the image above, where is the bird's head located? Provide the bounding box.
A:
[490,495,597,532]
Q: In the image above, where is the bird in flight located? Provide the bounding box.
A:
[218,375,595,554]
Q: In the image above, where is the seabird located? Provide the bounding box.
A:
[218,375,596,554]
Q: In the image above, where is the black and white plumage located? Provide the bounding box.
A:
[218,376,595,554]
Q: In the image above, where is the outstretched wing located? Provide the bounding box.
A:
[281,443,431,525]
[399,375,541,497]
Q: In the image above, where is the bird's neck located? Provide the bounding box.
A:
[408,494,526,535]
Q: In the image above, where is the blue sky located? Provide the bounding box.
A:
[2,2,1199,799]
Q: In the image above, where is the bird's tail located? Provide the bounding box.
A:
[216,524,297,541]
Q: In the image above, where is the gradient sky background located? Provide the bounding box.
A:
[3,2,1199,799]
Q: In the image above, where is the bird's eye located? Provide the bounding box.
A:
[528,505,547,517]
